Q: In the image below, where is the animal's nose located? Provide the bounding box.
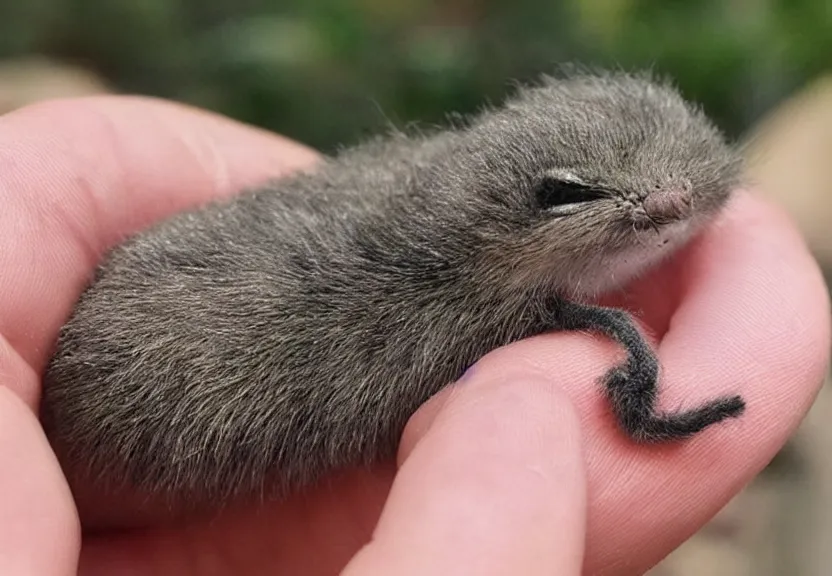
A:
[643,187,692,223]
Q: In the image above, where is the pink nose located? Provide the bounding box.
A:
[643,187,691,222]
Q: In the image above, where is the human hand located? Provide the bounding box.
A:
[0,96,827,576]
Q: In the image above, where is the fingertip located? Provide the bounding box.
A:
[664,188,829,430]
[575,188,831,574]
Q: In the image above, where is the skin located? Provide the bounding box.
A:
[0,95,828,576]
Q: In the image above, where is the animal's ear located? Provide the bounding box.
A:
[532,175,607,211]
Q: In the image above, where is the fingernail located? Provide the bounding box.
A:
[458,364,475,383]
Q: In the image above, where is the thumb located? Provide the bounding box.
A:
[343,366,587,576]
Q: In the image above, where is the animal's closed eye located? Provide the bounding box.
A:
[533,177,607,211]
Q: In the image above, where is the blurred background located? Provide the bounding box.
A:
[0,0,830,574]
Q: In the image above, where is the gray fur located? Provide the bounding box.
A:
[41,70,744,506]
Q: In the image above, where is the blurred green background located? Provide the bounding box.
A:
[0,0,829,151]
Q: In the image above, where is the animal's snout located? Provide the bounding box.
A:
[642,187,692,223]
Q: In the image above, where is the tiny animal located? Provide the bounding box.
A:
[41,70,746,507]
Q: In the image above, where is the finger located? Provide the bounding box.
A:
[0,95,319,406]
[0,386,79,576]
[343,371,587,576]
[596,189,830,571]
[444,190,829,575]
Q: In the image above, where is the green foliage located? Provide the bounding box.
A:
[0,0,829,151]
